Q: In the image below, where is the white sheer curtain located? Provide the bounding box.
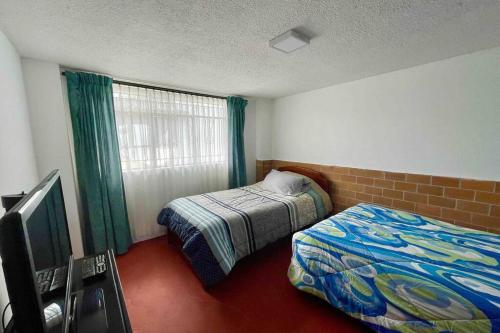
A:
[113,84,228,242]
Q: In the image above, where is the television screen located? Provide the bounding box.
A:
[26,177,71,272]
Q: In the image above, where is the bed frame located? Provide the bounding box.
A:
[277,166,330,193]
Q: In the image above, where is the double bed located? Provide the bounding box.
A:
[158,166,332,286]
[289,203,500,333]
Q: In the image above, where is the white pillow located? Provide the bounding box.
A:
[262,169,308,195]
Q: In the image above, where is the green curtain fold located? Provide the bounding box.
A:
[66,71,132,255]
[227,96,248,188]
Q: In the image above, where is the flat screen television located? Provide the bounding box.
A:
[0,170,73,332]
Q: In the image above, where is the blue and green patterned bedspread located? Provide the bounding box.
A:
[288,203,500,333]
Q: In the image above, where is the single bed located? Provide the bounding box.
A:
[157,166,332,286]
[288,203,500,333]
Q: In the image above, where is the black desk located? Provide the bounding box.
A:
[7,250,131,333]
[69,250,131,333]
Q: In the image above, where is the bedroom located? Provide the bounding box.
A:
[0,1,499,332]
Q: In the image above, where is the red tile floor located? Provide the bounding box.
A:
[117,236,370,333]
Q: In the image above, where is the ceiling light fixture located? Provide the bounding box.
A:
[269,29,310,53]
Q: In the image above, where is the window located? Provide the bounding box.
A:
[113,84,228,172]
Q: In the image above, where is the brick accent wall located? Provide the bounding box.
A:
[256,160,500,234]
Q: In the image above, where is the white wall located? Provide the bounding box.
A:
[22,59,84,258]
[273,46,500,180]
[0,31,39,332]
[255,98,273,160]
[244,99,257,184]
[244,97,275,183]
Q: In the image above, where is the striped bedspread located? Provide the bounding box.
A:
[289,203,500,333]
[158,177,332,285]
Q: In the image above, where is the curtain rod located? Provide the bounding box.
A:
[61,71,227,100]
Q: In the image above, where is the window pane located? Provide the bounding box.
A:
[113,84,228,172]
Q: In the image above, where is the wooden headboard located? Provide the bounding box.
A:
[278,166,330,193]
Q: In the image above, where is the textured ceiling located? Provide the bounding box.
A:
[1,0,500,98]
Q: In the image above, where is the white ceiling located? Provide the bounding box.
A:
[1,0,500,98]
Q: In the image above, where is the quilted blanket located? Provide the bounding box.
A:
[158,177,332,285]
[288,203,500,333]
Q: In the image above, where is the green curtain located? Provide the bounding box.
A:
[227,96,248,188]
[66,71,132,255]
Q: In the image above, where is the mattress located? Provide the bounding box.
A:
[158,175,332,286]
[288,203,500,333]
